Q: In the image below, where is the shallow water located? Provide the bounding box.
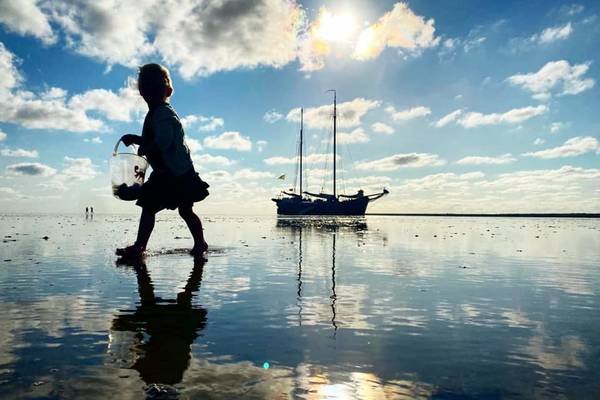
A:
[0,214,599,399]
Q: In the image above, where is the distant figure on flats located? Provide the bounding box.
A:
[116,63,209,259]
[86,207,89,214]
[90,206,94,214]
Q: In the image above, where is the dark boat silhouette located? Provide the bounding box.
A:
[272,90,388,215]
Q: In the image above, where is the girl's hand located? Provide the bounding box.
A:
[121,134,141,146]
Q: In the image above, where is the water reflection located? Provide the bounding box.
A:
[110,257,207,387]
[0,215,598,399]
[282,219,341,335]
[276,216,368,235]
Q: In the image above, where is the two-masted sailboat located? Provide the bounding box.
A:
[272,90,388,215]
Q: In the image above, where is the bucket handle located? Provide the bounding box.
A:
[113,138,139,156]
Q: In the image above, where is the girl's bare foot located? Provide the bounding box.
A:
[190,242,208,257]
[116,244,145,258]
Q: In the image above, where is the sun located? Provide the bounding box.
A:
[314,8,357,43]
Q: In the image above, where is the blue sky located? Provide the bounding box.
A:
[0,0,598,214]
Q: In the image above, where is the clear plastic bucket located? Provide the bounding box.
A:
[109,139,148,201]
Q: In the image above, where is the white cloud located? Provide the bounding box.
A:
[385,165,599,213]
[434,109,464,128]
[457,105,547,128]
[342,175,393,186]
[68,77,146,122]
[337,128,369,144]
[6,162,56,177]
[353,3,438,60]
[233,169,274,180]
[61,157,98,181]
[198,118,224,132]
[551,122,564,133]
[475,165,600,190]
[0,42,150,132]
[203,131,252,152]
[84,136,103,144]
[257,140,267,153]
[0,130,6,141]
[522,136,599,159]
[3,95,105,132]
[154,0,304,78]
[286,98,380,129]
[180,115,224,132]
[386,106,431,122]
[564,4,585,16]
[43,1,154,68]
[534,23,573,44]
[541,23,573,43]
[456,153,516,165]
[192,153,235,167]
[185,138,203,153]
[263,110,283,124]
[5,1,440,77]
[0,42,23,94]
[371,122,394,134]
[355,153,445,171]
[0,148,39,158]
[201,170,231,182]
[506,60,595,101]
[264,153,338,166]
[459,171,485,180]
[5,1,306,79]
[438,27,487,60]
[463,36,486,53]
[41,87,68,100]
[180,115,198,128]
[400,172,484,192]
[0,0,55,44]
[33,157,100,192]
[533,138,545,145]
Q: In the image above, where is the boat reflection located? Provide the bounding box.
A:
[278,218,344,336]
[110,257,207,386]
[276,215,368,233]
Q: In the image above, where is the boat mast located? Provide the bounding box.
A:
[299,107,303,197]
[327,89,337,198]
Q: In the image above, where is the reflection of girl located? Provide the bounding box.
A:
[110,258,207,385]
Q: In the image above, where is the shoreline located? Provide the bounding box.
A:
[367,213,600,218]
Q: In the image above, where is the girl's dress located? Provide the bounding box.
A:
[136,102,209,212]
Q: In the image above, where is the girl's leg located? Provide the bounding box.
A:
[116,208,156,257]
[135,208,156,250]
[178,206,208,254]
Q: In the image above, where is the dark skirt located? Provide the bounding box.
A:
[136,169,209,212]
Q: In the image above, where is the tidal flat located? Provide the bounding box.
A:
[0,214,599,399]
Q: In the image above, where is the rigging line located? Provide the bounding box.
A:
[322,125,332,193]
[292,133,300,192]
[343,139,358,191]
[338,146,347,195]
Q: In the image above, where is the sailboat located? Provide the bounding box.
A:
[272,90,389,215]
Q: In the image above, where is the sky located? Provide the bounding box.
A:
[0,0,599,214]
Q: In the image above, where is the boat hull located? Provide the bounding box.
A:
[273,197,369,216]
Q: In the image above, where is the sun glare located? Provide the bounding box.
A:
[315,9,357,43]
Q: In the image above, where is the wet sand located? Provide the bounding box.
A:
[0,214,599,399]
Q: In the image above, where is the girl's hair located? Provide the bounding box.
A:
[137,63,172,103]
